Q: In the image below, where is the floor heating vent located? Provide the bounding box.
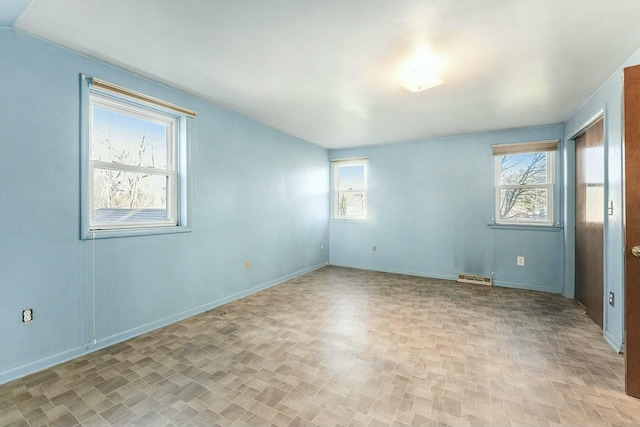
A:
[457,273,492,286]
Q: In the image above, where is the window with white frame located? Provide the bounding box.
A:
[82,77,194,236]
[332,158,368,219]
[493,140,558,225]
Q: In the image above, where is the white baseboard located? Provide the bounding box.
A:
[0,262,326,386]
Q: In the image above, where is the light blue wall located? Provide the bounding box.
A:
[0,28,329,384]
[329,125,564,293]
[0,0,31,27]
[563,46,640,352]
[4,20,639,385]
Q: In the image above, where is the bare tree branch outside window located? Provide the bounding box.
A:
[335,162,366,218]
[498,152,550,222]
[90,102,172,225]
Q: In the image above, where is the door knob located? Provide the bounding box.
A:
[633,246,640,257]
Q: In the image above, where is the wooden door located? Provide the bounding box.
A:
[575,117,604,328]
[624,64,640,398]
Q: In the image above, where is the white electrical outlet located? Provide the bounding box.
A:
[517,256,525,266]
[22,308,33,323]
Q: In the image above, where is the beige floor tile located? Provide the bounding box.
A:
[1,266,639,426]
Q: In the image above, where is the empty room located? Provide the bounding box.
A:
[3,0,640,426]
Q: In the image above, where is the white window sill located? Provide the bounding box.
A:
[332,217,368,221]
[488,223,562,232]
[82,226,191,240]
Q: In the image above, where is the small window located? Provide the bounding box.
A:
[332,158,368,219]
[493,140,558,225]
[81,76,194,237]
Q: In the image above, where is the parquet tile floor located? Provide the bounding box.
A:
[1,266,639,426]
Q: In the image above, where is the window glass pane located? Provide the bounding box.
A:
[91,105,168,169]
[338,165,365,190]
[498,188,549,222]
[500,152,547,185]
[93,169,169,224]
[337,192,365,216]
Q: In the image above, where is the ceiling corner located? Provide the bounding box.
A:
[0,0,33,28]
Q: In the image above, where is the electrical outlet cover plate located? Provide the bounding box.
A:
[609,291,615,306]
[22,308,33,323]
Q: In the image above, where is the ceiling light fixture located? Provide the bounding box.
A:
[406,68,444,92]
[399,46,447,92]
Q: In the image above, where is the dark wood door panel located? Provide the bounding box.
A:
[624,64,640,398]
[575,117,604,328]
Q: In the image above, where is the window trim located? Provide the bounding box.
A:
[331,157,368,220]
[80,74,193,239]
[493,140,558,226]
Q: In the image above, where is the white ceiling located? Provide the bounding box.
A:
[11,0,640,149]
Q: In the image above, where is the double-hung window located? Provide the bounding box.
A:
[493,140,558,225]
[81,76,194,238]
[332,158,368,220]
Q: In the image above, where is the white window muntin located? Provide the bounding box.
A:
[332,158,368,220]
[88,91,179,230]
[494,150,555,226]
